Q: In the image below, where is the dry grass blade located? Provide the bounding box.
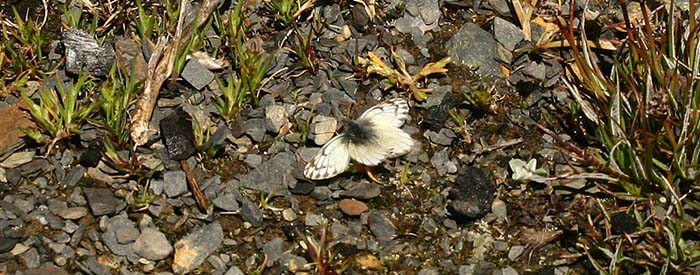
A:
[130,0,222,146]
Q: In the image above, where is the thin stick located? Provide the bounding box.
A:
[181,159,209,211]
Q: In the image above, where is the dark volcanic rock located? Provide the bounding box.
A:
[79,143,102,168]
[447,166,497,220]
[610,212,637,235]
[160,109,196,160]
[63,28,115,77]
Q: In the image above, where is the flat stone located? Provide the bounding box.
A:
[115,225,140,244]
[56,207,88,220]
[262,238,284,266]
[311,115,337,145]
[265,105,287,133]
[338,199,368,216]
[133,227,173,261]
[493,17,525,51]
[62,166,86,187]
[367,211,396,241]
[245,118,267,142]
[181,59,215,90]
[239,152,296,194]
[83,187,120,216]
[340,180,381,200]
[0,151,34,168]
[163,170,188,198]
[22,265,70,275]
[213,193,240,212]
[447,23,504,77]
[240,200,263,227]
[172,221,224,274]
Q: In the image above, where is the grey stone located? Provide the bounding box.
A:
[149,179,164,196]
[240,200,263,227]
[101,214,137,257]
[447,23,504,77]
[163,170,188,198]
[83,256,112,275]
[172,221,224,274]
[213,193,240,212]
[245,118,267,142]
[340,180,381,200]
[181,59,215,90]
[508,245,525,261]
[493,17,525,51]
[367,211,396,241]
[311,186,332,201]
[239,152,296,194]
[207,255,227,273]
[244,154,263,168]
[430,149,458,176]
[0,151,34,168]
[311,115,337,145]
[21,266,70,275]
[68,187,87,206]
[225,266,244,275]
[395,48,416,65]
[418,269,439,275]
[47,198,67,215]
[264,105,287,133]
[20,247,40,268]
[56,207,88,220]
[304,213,327,227]
[14,198,35,214]
[84,187,120,216]
[262,238,284,266]
[133,227,173,260]
[63,165,86,187]
[424,129,456,146]
[502,266,519,275]
[115,224,140,244]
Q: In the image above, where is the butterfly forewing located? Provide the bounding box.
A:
[357,98,409,128]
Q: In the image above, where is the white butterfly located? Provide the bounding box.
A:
[304,98,415,180]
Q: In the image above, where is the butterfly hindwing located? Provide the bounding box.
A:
[304,135,351,180]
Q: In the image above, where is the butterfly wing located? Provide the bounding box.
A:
[348,98,414,165]
[357,98,409,128]
[304,135,351,180]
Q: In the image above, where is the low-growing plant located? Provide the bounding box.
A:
[22,73,101,155]
[212,2,273,120]
[291,27,319,74]
[1,8,53,79]
[463,80,497,113]
[100,65,140,148]
[363,50,450,101]
[297,223,344,275]
[265,0,315,27]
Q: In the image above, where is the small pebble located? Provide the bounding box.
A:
[338,199,369,216]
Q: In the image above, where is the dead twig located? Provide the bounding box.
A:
[180,159,209,211]
[130,0,221,146]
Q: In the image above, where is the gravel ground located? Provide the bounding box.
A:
[0,0,637,274]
